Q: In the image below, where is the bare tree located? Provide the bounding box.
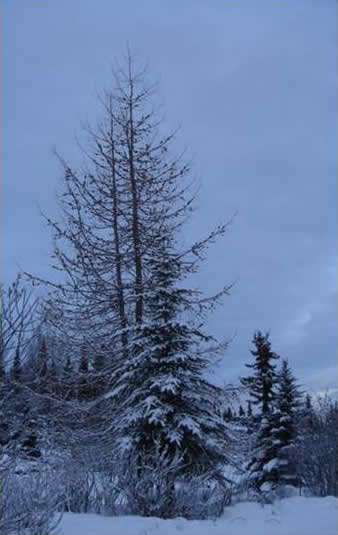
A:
[0,275,38,371]
[27,52,197,357]
[0,276,39,450]
[294,394,337,497]
[26,50,231,371]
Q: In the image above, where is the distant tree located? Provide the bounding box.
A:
[305,392,312,410]
[48,360,58,394]
[29,335,49,395]
[241,332,280,493]
[0,346,5,387]
[0,279,40,459]
[270,360,302,487]
[240,331,279,414]
[246,359,302,493]
[38,336,48,379]
[247,400,253,418]
[300,392,316,430]
[10,346,22,385]
[92,344,107,397]
[60,354,74,401]
[239,405,245,418]
[78,344,91,401]
[227,407,233,420]
[294,394,338,497]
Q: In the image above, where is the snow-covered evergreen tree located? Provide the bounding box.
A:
[241,331,279,414]
[271,359,301,487]
[108,235,231,506]
[247,413,280,492]
[245,359,301,493]
[241,332,280,493]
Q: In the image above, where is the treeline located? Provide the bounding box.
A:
[2,321,337,501]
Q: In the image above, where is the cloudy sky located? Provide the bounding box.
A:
[2,0,336,393]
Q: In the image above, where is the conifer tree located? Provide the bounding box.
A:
[48,360,58,394]
[302,393,315,429]
[108,236,230,502]
[241,331,279,414]
[305,392,312,410]
[78,344,91,401]
[247,414,280,492]
[241,332,280,492]
[10,346,22,385]
[61,355,74,401]
[226,407,233,420]
[270,359,301,487]
[92,344,107,397]
[34,335,48,394]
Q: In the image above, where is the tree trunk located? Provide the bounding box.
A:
[127,59,143,325]
[109,98,128,352]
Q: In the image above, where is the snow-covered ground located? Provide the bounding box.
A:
[59,496,337,535]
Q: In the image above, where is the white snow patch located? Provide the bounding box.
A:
[263,458,279,472]
[59,496,338,535]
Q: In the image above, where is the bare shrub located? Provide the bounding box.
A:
[0,456,63,535]
[175,475,233,519]
[118,445,183,518]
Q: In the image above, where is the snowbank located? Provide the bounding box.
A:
[59,496,337,535]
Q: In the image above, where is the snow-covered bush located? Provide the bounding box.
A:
[0,456,62,535]
[175,476,233,519]
[116,442,233,519]
[117,444,183,518]
[62,460,96,513]
[293,395,337,497]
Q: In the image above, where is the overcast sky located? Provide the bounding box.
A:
[1,0,336,394]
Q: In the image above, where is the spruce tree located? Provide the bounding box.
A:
[241,331,279,414]
[302,393,315,429]
[61,355,74,401]
[92,344,106,397]
[241,332,280,492]
[271,359,301,487]
[11,346,22,385]
[34,335,48,394]
[247,414,280,492]
[78,344,91,401]
[108,236,230,512]
[48,361,58,394]
[226,407,233,420]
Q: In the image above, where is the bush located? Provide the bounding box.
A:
[0,456,63,535]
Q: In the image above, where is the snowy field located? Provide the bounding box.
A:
[59,496,337,535]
